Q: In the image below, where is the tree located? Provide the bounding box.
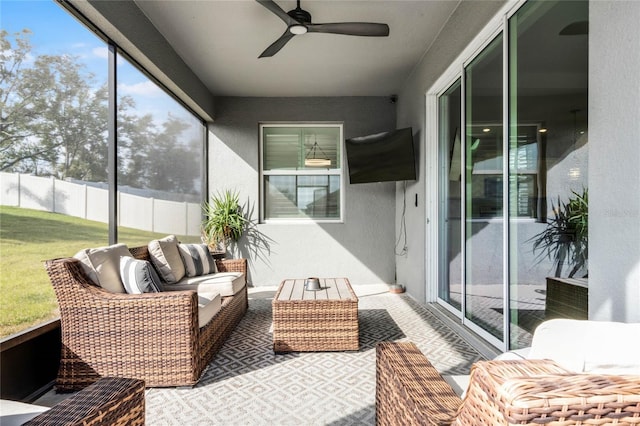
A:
[1,29,201,196]
[1,30,108,180]
[0,29,51,173]
[116,96,156,188]
[117,110,201,195]
[145,114,201,194]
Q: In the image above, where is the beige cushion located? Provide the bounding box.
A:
[528,319,640,374]
[148,235,185,284]
[164,272,245,297]
[197,291,222,328]
[73,243,131,293]
[493,348,530,361]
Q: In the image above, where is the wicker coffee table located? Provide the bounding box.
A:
[272,278,359,353]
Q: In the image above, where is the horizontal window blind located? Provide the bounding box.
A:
[263,127,340,171]
[261,124,343,221]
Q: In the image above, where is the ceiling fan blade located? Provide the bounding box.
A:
[559,21,588,35]
[259,30,296,58]
[307,22,389,37]
[256,0,297,27]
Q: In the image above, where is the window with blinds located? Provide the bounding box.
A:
[468,123,540,218]
[260,124,343,221]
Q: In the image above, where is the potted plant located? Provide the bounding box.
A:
[201,190,247,254]
[531,188,588,278]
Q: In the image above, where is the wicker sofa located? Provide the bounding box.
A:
[376,320,640,425]
[45,243,248,391]
[1,377,145,425]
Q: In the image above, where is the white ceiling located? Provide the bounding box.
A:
[134,0,461,97]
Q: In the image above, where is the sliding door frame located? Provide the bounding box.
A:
[425,0,525,352]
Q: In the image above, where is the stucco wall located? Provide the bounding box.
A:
[395,1,506,303]
[589,1,640,322]
[209,97,396,286]
[396,0,640,322]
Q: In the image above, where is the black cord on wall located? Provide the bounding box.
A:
[395,181,408,256]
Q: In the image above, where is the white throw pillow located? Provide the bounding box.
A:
[178,243,217,277]
[119,257,162,294]
[73,243,131,293]
[148,235,185,284]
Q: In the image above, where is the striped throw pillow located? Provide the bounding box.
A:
[178,243,217,277]
[119,257,162,294]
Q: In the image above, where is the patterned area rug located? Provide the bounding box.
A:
[144,286,484,425]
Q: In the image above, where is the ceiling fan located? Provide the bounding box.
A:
[256,0,390,58]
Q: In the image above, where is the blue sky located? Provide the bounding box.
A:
[1,0,193,125]
[2,0,109,81]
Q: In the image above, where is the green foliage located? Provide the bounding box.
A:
[0,29,201,195]
[1,30,108,179]
[530,188,588,278]
[201,190,247,250]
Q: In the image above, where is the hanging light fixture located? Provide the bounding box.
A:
[304,136,331,167]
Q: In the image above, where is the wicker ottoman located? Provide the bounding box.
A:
[272,278,359,352]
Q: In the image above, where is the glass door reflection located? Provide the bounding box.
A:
[464,34,504,342]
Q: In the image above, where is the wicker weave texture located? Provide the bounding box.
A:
[24,377,145,426]
[454,359,640,426]
[272,278,359,352]
[545,278,588,320]
[375,342,463,426]
[200,288,248,368]
[46,246,248,390]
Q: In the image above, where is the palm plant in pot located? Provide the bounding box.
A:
[531,188,588,278]
[201,190,247,254]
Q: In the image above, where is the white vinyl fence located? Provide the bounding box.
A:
[0,172,200,236]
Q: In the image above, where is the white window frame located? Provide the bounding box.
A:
[259,122,344,223]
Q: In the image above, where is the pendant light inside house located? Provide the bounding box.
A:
[305,137,331,167]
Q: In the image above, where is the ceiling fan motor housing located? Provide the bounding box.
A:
[288,7,311,24]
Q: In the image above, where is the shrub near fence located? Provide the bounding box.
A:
[0,172,200,237]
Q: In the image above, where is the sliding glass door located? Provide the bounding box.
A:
[438,80,462,311]
[464,34,505,342]
[436,0,588,350]
[507,0,588,349]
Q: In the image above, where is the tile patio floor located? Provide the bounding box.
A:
[38,284,497,425]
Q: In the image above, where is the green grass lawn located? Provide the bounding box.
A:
[0,206,192,338]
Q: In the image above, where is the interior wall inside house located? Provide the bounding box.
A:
[395,1,507,303]
[589,1,640,322]
[209,97,397,286]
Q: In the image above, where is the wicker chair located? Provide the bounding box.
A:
[45,246,248,391]
[2,377,145,426]
[454,359,640,425]
[376,342,640,426]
